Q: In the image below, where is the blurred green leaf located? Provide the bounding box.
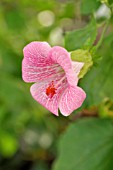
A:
[60,2,75,18]
[53,118,113,170]
[0,131,18,157]
[80,37,113,106]
[4,8,25,32]
[0,73,30,109]
[65,18,97,51]
[81,0,101,14]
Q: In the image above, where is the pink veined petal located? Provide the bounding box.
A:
[49,46,78,86]
[59,85,86,116]
[66,69,78,86]
[30,78,67,116]
[22,59,63,82]
[49,46,72,71]
[72,61,84,76]
[23,41,51,66]
[22,41,58,82]
[30,82,59,116]
[71,61,84,85]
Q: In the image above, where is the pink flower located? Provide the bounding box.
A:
[22,41,86,116]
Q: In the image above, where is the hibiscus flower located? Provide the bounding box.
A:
[22,41,86,116]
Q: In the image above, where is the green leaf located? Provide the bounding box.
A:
[80,39,113,106]
[4,9,25,32]
[0,131,18,157]
[65,19,97,51]
[53,118,113,170]
[109,0,113,5]
[61,2,75,18]
[81,0,101,14]
[71,49,93,78]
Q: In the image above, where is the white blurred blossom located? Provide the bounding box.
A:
[94,4,111,19]
[49,27,64,46]
[37,10,55,27]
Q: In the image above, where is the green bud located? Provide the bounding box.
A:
[71,49,93,78]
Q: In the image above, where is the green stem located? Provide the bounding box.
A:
[95,20,109,50]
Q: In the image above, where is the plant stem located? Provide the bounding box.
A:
[95,20,109,50]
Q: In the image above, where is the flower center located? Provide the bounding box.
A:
[46,81,56,98]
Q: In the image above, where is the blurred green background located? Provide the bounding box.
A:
[0,0,113,170]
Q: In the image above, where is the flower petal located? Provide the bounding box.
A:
[72,61,84,77]
[70,61,84,85]
[22,41,57,82]
[30,77,67,116]
[49,46,72,71]
[49,46,78,85]
[30,82,59,116]
[23,41,51,66]
[59,86,86,116]
[22,60,62,82]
